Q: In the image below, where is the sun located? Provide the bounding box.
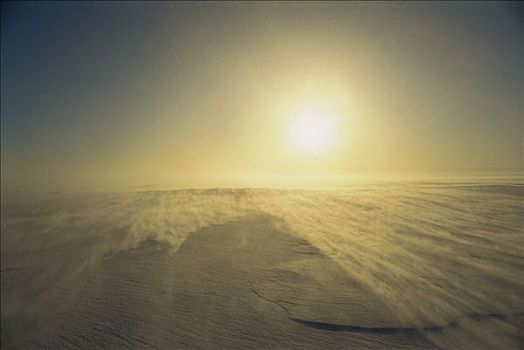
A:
[288,106,337,155]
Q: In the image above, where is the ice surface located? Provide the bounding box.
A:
[1,181,523,349]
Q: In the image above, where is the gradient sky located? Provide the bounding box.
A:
[1,1,522,190]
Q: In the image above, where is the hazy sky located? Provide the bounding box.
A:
[1,1,522,190]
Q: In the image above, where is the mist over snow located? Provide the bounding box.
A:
[1,180,523,349]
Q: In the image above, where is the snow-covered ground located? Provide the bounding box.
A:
[2,181,523,349]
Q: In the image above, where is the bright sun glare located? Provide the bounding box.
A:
[288,107,337,155]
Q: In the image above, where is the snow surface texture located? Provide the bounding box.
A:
[1,181,523,349]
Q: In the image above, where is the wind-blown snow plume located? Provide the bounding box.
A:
[2,181,523,349]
